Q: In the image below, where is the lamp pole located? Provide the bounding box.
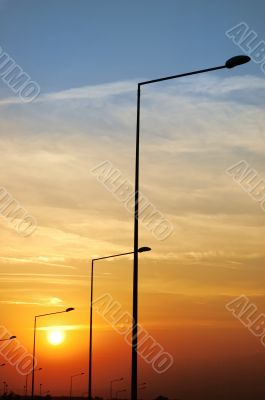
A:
[88,247,151,400]
[31,308,75,399]
[110,378,124,400]
[116,389,126,400]
[138,383,147,400]
[70,372,85,400]
[131,54,251,400]
[0,367,5,395]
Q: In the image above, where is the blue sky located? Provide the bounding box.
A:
[0,0,264,97]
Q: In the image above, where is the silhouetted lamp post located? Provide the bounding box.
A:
[110,377,124,400]
[116,389,126,400]
[31,308,75,399]
[0,337,15,392]
[88,247,151,400]
[138,383,147,400]
[70,372,85,399]
[131,54,251,400]
[0,365,5,386]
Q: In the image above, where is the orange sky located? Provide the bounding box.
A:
[1,74,265,399]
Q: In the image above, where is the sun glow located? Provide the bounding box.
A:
[47,330,64,346]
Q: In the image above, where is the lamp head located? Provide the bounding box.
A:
[10,335,16,339]
[65,307,75,312]
[225,55,251,69]
[138,247,151,253]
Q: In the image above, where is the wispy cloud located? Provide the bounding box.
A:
[0,256,76,269]
[37,324,89,331]
[0,80,136,106]
[0,74,263,107]
[0,296,63,306]
[0,73,264,292]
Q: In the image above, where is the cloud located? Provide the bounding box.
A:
[37,324,89,331]
[0,79,136,106]
[0,73,264,278]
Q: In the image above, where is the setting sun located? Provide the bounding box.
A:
[47,330,65,346]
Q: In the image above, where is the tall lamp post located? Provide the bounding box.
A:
[110,377,124,400]
[131,54,251,400]
[88,247,151,400]
[31,308,75,399]
[70,372,85,399]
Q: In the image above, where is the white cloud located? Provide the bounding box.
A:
[0,73,264,266]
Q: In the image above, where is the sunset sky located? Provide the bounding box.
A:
[0,1,265,399]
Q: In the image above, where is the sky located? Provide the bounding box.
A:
[0,0,265,399]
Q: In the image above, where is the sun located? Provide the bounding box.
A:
[47,330,64,346]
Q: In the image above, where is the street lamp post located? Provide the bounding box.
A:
[1,371,5,396]
[31,308,75,400]
[88,247,151,400]
[138,383,147,400]
[131,54,251,400]
[116,389,126,400]
[70,372,85,400]
[110,378,124,400]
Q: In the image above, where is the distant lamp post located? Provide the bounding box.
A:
[138,383,147,388]
[31,308,75,399]
[70,372,85,399]
[138,383,147,400]
[131,54,251,400]
[110,378,124,400]
[3,381,7,395]
[116,389,126,400]
[40,384,42,396]
[26,367,42,397]
[88,247,151,400]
